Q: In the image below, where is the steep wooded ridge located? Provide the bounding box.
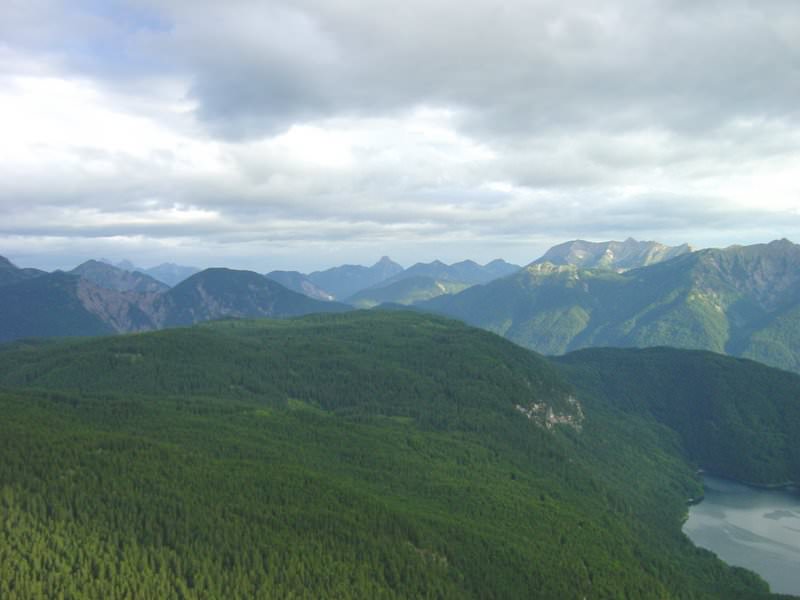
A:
[0,311,792,598]
[424,239,800,374]
[555,347,800,485]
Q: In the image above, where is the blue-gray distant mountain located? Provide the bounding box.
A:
[265,270,335,301]
[0,266,349,342]
[307,256,403,299]
[346,276,472,308]
[0,255,47,287]
[345,259,521,307]
[533,238,691,271]
[381,259,520,287]
[72,260,169,294]
[143,262,201,286]
[0,271,156,342]
[154,268,350,327]
[423,239,800,374]
[100,259,201,286]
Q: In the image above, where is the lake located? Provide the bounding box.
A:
[683,475,800,596]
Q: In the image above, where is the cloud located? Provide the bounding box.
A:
[0,0,799,271]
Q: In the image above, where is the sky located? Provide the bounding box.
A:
[1,0,799,272]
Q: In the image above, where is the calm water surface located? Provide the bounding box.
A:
[683,475,800,596]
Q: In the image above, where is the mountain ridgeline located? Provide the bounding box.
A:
[71,260,169,294]
[0,311,791,598]
[5,239,800,376]
[0,263,349,342]
[305,256,405,299]
[0,255,47,287]
[424,239,800,374]
[101,259,201,287]
[345,259,521,308]
[534,238,692,271]
[268,257,521,306]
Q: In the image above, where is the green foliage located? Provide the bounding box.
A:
[0,312,781,598]
[555,347,800,484]
[424,240,800,374]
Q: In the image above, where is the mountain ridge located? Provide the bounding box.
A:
[423,239,800,374]
[532,238,692,271]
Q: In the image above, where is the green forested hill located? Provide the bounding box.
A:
[555,347,800,485]
[0,312,785,598]
[423,239,800,374]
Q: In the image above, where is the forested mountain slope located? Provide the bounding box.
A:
[423,239,800,374]
[555,347,800,485]
[0,312,785,598]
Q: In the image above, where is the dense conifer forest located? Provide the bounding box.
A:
[0,312,794,598]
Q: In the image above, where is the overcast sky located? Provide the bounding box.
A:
[1,0,799,272]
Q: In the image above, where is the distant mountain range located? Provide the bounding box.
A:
[6,239,800,376]
[423,239,800,373]
[0,261,348,342]
[305,256,405,299]
[72,260,169,294]
[1,254,521,342]
[100,259,201,286]
[266,256,522,305]
[264,271,335,301]
[344,258,521,308]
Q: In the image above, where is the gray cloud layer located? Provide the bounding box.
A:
[1,0,799,271]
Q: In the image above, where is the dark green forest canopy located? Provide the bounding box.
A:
[0,311,791,598]
[554,346,800,485]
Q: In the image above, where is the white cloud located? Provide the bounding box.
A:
[1,0,799,272]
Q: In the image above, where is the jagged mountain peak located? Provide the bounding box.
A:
[71,260,168,294]
[532,238,692,271]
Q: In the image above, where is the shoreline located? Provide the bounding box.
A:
[696,470,799,493]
